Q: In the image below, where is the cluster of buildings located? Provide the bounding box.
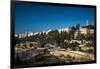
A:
[15,20,94,38]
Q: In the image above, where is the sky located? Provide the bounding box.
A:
[15,2,95,34]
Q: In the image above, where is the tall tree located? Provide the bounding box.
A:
[76,24,80,33]
[69,26,76,39]
[76,24,80,39]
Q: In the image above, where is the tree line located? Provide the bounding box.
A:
[15,24,94,49]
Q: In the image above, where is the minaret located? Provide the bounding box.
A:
[86,20,90,35]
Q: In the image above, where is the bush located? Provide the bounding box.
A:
[69,42,79,51]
